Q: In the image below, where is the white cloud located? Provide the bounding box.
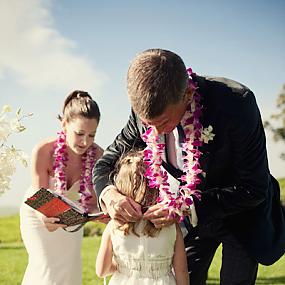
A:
[0,0,105,93]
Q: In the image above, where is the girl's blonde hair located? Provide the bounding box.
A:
[113,151,160,237]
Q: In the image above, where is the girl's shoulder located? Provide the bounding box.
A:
[103,220,116,237]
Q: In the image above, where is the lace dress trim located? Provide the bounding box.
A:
[115,255,173,279]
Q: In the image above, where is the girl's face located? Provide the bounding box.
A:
[63,116,98,155]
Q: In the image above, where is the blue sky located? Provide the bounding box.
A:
[0,0,284,208]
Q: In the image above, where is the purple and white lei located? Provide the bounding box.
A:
[141,68,215,221]
[53,131,97,212]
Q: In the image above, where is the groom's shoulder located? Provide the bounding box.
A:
[194,74,253,99]
[194,75,259,118]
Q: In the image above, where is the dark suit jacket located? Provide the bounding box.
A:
[93,75,285,265]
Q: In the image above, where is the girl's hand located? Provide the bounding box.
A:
[42,216,67,232]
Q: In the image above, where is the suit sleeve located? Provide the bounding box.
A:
[92,109,144,198]
[194,91,271,224]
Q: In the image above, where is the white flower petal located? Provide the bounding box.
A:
[2,105,12,113]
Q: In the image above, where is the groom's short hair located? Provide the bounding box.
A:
[127,49,188,120]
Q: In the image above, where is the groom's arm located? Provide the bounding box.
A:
[92,109,146,221]
[93,109,145,197]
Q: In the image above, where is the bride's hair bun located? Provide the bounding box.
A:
[58,90,100,122]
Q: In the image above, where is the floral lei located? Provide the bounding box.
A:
[53,131,97,212]
[141,68,215,220]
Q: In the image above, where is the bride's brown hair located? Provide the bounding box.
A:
[113,151,160,237]
[58,90,100,122]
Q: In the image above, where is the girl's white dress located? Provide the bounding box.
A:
[20,178,83,285]
[109,220,176,285]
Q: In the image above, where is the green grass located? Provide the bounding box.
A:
[0,214,22,243]
[0,242,28,285]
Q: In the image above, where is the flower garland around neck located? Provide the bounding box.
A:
[141,68,215,221]
[53,131,97,212]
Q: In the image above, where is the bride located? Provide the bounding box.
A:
[20,90,104,285]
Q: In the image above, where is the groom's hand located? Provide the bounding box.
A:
[102,186,142,225]
[143,204,176,228]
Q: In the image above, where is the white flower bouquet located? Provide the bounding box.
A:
[0,105,32,195]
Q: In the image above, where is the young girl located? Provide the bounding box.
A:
[96,151,189,285]
[20,90,104,285]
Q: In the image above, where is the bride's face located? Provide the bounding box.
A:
[63,116,98,155]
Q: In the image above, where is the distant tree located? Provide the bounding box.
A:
[264,83,285,160]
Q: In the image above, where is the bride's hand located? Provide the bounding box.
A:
[42,216,67,232]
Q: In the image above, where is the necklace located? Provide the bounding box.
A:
[53,131,97,212]
[141,68,215,220]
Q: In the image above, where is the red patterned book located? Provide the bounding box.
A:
[25,188,109,226]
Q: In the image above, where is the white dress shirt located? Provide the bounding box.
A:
[165,127,198,235]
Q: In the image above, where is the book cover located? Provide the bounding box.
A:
[25,188,108,226]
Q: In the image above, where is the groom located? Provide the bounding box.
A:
[93,49,285,284]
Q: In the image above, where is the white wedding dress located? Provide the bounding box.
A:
[20,178,83,285]
[108,220,176,285]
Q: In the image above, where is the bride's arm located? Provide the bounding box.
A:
[30,140,67,231]
[31,140,53,189]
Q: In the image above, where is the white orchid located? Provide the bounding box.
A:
[2,105,12,113]
[0,105,32,195]
[0,119,10,141]
[10,117,26,132]
[201,125,215,144]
